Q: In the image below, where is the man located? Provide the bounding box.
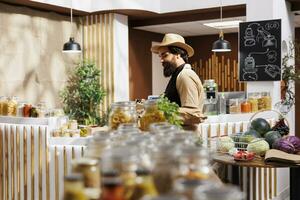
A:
[151,33,206,131]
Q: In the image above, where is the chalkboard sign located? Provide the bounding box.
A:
[239,19,281,81]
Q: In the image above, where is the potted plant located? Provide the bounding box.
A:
[275,40,300,114]
[60,60,106,126]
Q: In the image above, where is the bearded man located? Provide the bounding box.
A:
[151,33,206,131]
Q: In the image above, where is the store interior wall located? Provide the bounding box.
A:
[128,28,240,99]
[0,2,82,108]
[129,28,163,100]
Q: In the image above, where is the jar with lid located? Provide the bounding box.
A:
[23,103,32,117]
[72,158,101,200]
[177,146,212,181]
[241,99,251,113]
[7,96,18,116]
[0,96,7,116]
[36,101,47,118]
[151,144,179,194]
[139,99,166,131]
[259,92,272,110]
[85,134,112,159]
[101,147,138,200]
[229,99,241,114]
[69,120,78,130]
[248,93,259,112]
[109,101,137,130]
[63,174,88,200]
[101,171,125,200]
[203,80,218,99]
[30,106,38,117]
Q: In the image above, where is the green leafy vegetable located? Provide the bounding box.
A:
[157,95,183,127]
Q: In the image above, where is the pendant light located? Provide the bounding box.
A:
[62,0,81,53]
[212,0,231,52]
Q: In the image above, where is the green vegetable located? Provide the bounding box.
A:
[60,60,106,126]
[243,129,261,138]
[217,136,234,152]
[250,118,271,137]
[247,138,270,156]
[157,95,183,127]
[264,131,281,147]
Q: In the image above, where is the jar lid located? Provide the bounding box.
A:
[72,158,99,166]
[64,173,84,182]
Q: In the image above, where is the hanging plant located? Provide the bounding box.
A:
[275,40,300,114]
[60,60,106,125]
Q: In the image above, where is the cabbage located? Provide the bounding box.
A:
[273,136,300,154]
[286,136,300,153]
[247,138,269,156]
[217,136,234,152]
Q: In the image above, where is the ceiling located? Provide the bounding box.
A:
[135,13,300,37]
[134,16,246,36]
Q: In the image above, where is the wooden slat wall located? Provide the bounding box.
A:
[192,53,246,92]
[83,13,115,114]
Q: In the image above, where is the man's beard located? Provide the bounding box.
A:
[163,61,177,77]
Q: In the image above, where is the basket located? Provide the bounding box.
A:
[248,110,290,129]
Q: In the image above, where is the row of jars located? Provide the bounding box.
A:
[63,122,244,200]
[229,92,272,114]
[109,100,166,131]
[0,96,48,117]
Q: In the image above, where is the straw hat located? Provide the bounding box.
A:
[151,33,194,57]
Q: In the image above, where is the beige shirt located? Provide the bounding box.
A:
[176,64,206,128]
[176,64,204,110]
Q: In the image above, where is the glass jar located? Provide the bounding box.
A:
[30,106,38,117]
[63,174,88,200]
[85,134,112,159]
[139,100,166,131]
[259,92,272,110]
[177,146,212,181]
[23,103,32,117]
[109,101,137,130]
[0,96,7,116]
[229,99,241,114]
[101,172,125,200]
[69,120,78,130]
[241,100,251,113]
[101,147,138,200]
[7,96,18,116]
[203,79,218,99]
[36,101,47,118]
[248,93,259,113]
[72,158,101,200]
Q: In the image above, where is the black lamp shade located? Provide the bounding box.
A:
[62,37,81,53]
[212,37,231,52]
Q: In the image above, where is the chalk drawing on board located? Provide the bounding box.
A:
[244,27,256,46]
[242,72,258,81]
[265,21,280,30]
[265,65,280,78]
[267,50,277,63]
[256,26,277,48]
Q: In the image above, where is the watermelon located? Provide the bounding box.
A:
[250,118,271,137]
[264,131,282,147]
[243,129,261,138]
